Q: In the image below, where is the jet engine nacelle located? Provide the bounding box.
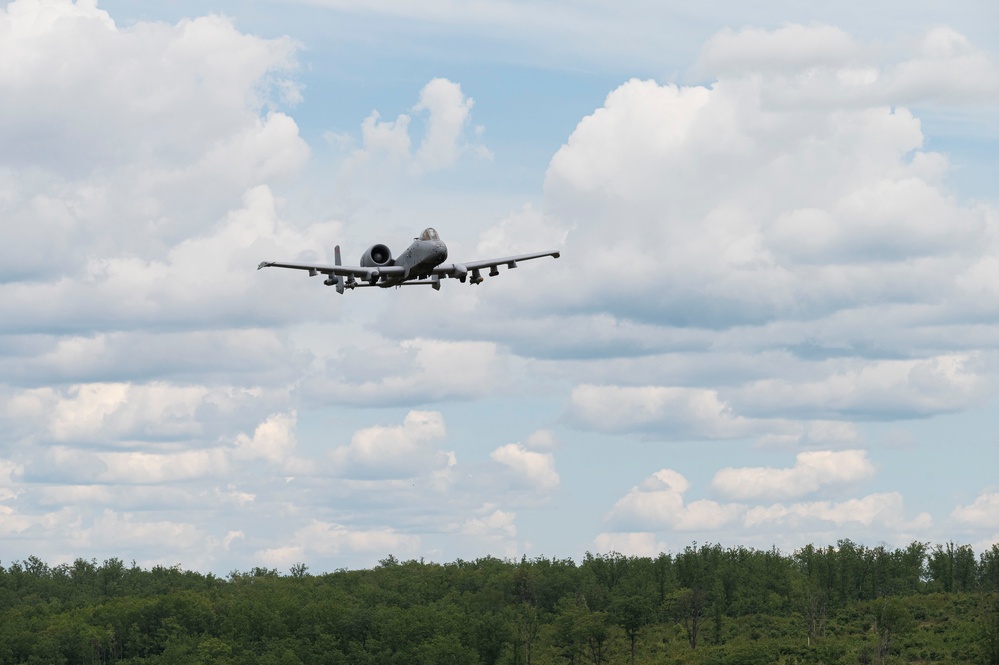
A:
[360,244,394,268]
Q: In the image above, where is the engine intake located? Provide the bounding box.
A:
[360,244,394,267]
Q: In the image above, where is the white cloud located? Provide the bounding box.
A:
[474,204,569,259]
[68,509,208,562]
[0,2,307,286]
[4,185,344,334]
[328,410,452,479]
[301,338,508,407]
[743,492,931,531]
[698,24,864,75]
[412,77,486,172]
[340,77,488,178]
[0,459,22,501]
[592,531,665,557]
[698,24,999,107]
[733,354,990,419]
[756,420,863,449]
[567,384,763,439]
[5,381,270,445]
[524,429,558,450]
[712,450,875,500]
[951,491,999,529]
[490,443,559,491]
[459,506,519,558]
[886,27,999,103]
[358,110,412,162]
[462,507,517,539]
[543,77,988,321]
[0,328,302,387]
[526,26,998,365]
[608,469,745,531]
[95,449,231,484]
[232,411,297,464]
[608,469,933,542]
[0,4,302,166]
[258,519,421,567]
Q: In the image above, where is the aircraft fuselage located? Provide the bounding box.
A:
[388,234,448,284]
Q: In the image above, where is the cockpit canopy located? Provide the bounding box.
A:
[420,227,440,241]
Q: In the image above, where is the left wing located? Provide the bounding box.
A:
[256,260,404,280]
[432,249,561,283]
[257,248,405,293]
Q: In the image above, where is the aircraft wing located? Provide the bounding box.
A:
[256,261,405,280]
[432,249,561,280]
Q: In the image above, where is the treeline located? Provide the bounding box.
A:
[0,540,997,664]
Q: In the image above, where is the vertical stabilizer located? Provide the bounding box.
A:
[334,245,345,293]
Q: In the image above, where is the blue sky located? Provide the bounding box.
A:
[2,0,998,573]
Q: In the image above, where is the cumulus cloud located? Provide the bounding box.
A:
[0,2,307,284]
[698,24,999,106]
[566,384,767,439]
[541,75,991,326]
[712,450,875,501]
[607,469,745,531]
[328,410,453,480]
[474,205,569,260]
[524,429,558,450]
[462,507,517,538]
[490,443,560,491]
[456,506,520,558]
[3,186,344,335]
[300,338,508,407]
[4,380,275,447]
[592,531,665,557]
[492,25,999,434]
[338,77,489,177]
[744,492,931,531]
[756,420,863,450]
[732,354,991,420]
[232,411,297,464]
[698,24,865,75]
[0,459,23,502]
[257,519,421,567]
[605,469,932,549]
[951,490,999,529]
[0,329,301,388]
[70,509,204,549]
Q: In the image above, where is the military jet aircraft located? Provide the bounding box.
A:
[257,227,560,294]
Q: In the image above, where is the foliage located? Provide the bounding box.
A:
[0,543,994,664]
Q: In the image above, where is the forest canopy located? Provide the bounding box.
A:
[0,540,997,664]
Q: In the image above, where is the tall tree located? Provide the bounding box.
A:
[872,598,915,665]
[611,594,652,665]
[667,587,708,650]
[982,596,999,665]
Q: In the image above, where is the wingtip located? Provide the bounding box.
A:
[257,261,272,270]
[552,251,561,259]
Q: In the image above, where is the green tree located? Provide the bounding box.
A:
[611,594,652,665]
[872,597,915,665]
[667,587,708,649]
[983,596,999,665]
[983,544,999,592]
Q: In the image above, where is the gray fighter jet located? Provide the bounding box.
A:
[258,227,560,294]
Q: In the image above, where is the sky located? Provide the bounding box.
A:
[1,0,998,574]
